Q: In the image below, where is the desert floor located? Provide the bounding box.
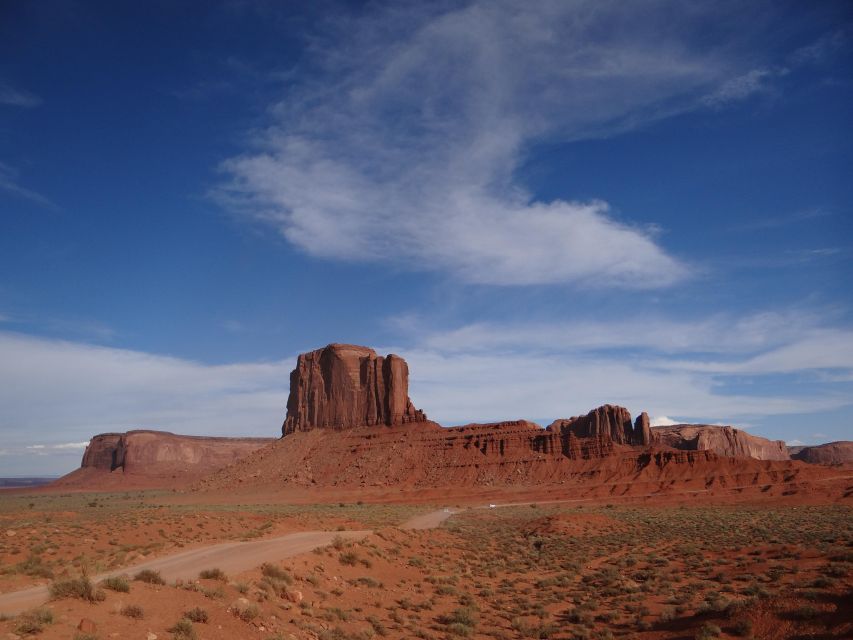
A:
[0,489,850,639]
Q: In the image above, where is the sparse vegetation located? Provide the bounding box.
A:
[134,568,165,584]
[169,618,197,640]
[198,567,227,581]
[48,576,106,602]
[101,575,131,592]
[183,607,209,623]
[14,608,54,635]
[121,604,145,619]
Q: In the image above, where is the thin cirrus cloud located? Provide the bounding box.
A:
[0,81,41,108]
[215,1,821,289]
[0,162,58,210]
[394,312,853,423]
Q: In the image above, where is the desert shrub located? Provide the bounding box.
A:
[199,567,227,581]
[169,618,197,640]
[354,576,382,588]
[261,563,293,583]
[183,607,209,623]
[366,615,387,636]
[16,554,54,579]
[102,575,130,592]
[695,622,722,640]
[15,608,54,635]
[121,604,144,619]
[201,585,225,599]
[231,600,260,622]
[339,551,359,566]
[733,619,753,637]
[439,607,478,632]
[49,577,105,602]
[134,569,165,584]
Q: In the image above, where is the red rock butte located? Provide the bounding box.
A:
[56,343,852,496]
[282,343,426,434]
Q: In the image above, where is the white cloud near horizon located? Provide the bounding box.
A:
[216,1,819,288]
[0,332,290,459]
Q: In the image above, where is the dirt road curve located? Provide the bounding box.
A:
[0,509,454,615]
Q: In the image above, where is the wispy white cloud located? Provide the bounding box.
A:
[218,1,832,288]
[0,81,41,108]
[405,311,833,356]
[702,68,781,107]
[387,310,853,426]
[0,162,57,210]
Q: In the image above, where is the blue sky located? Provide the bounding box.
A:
[1,1,851,475]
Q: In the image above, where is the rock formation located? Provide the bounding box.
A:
[55,430,275,488]
[652,424,789,461]
[200,419,824,498]
[547,405,651,446]
[282,343,426,435]
[790,441,853,465]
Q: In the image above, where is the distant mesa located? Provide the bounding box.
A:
[282,343,427,435]
[55,430,274,489]
[80,430,275,474]
[789,441,853,465]
[651,424,789,461]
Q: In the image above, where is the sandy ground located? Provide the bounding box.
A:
[0,508,454,616]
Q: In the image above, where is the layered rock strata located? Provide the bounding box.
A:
[652,425,789,461]
[282,343,426,435]
[77,430,274,474]
[548,405,651,446]
[790,441,853,465]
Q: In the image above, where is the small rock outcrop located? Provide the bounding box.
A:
[282,344,426,435]
[652,424,789,460]
[547,405,651,446]
[790,441,853,465]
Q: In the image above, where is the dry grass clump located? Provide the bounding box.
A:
[198,567,227,581]
[14,608,54,635]
[168,618,197,640]
[101,575,130,592]
[49,576,106,602]
[121,604,144,619]
[133,568,165,584]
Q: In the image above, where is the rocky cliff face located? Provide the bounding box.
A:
[547,405,651,446]
[282,344,426,435]
[71,430,275,478]
[790,441,853,465]
[199,420,823,499]
[652,425,789,461]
